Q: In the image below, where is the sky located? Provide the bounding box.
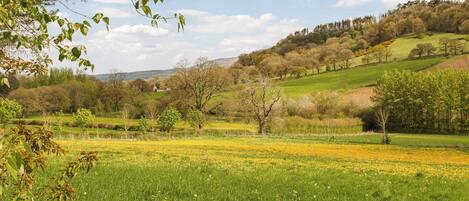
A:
[52,0,408,74]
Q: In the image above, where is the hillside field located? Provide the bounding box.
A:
[37,135,469,201]
[280,57,445,98]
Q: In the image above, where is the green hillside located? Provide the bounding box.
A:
[280,57,445,98]
[350,33,469,67]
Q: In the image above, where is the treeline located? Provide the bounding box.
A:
[3,68,165,117]
[237,0,469,71]
[373,70,469,134]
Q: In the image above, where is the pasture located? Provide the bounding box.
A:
[38,134,469,201]
[280,57,445,98]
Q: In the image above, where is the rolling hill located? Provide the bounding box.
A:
[94,57,238,81]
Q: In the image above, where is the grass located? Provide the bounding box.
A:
[388,33,469,61]
[32,135,469,201]
[280,56,445,98]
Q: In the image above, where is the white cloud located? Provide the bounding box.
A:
[93,0,129,4]
[334,0,372,7]
[97,7,132,18]
[59,10,302,73]
[177,9,287,34]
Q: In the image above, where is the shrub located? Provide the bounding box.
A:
[187,109,206,131]
[271,116,363,134]
[158,107,182,132]
[73,108,94,133]
[137,117,153,133]
[0,98,22,127]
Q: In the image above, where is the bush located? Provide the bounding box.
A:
[271,116,363,134]
[137,117,153,133]
[187,109,206,131]
[0,98,22,127]
[73,108,94,132]
[158,107,182,132]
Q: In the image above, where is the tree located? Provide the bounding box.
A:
[375,107,390,144]
[130,79,152,93]
[356,39,369,50]
[0,98,22,128]
[241,79,282,135]
[158,107,182,132]
[259,54,288,78]
[187,109,206,132]
[459,19,469,34]
[439,38,451,56]
[0,1,184,78]
[409,43,435,59]
[73,108,94,133]
[100,70,130,112]
[338,49,354,69]
[168,58,231,113]
[285,51,306,77]
[448,39,465,55]
[0,126,98,200]
[302,48,320,74]
[372,45,386,63]
[412,17,427,36]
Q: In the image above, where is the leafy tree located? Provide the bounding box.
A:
[0,98,22,128]
[73,108,94,133]
[158,107,182,132]
[187,109,206,132]
[439,38,451,56]
[0,0,185,78]
[338,49,354,69]
[241,79,282,135]
[168,58,231,112]
[0,126,97,200]
[409,43,435,59]
[258,54,288,78]
[130,79,152,93]
[448,39,465,55]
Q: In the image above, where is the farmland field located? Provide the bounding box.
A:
[280,57,445,98]
[38,134,469,201]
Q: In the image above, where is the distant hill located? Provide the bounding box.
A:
[94,57,237,81]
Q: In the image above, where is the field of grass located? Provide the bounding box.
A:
[35,134,469,201]
[280,56,445,98]
[388,33,469,61]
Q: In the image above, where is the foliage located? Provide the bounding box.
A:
[187,109,206,131]
[0,98,21,127]
[158,107,182,132]
[137,117,153,133]
[0,126,97,200]
[373,70,469,133]
[0,0,185,77]
[168,58,231,112]
[271,116,363,134]
[73,108,94,131]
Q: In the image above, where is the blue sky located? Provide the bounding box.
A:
[53,0,406,74]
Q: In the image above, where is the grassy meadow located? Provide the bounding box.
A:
[36,135,469,201]
[280,56,445,98]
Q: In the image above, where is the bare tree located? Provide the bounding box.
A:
[241,78,282,135]
[168,57,231,113]
[375,106,390,144]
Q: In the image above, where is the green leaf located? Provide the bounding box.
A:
[92,13,104,23]
[142,5,151,16]
[80,25,89,35]
[1,78,10,88]
[71,47,81,58]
